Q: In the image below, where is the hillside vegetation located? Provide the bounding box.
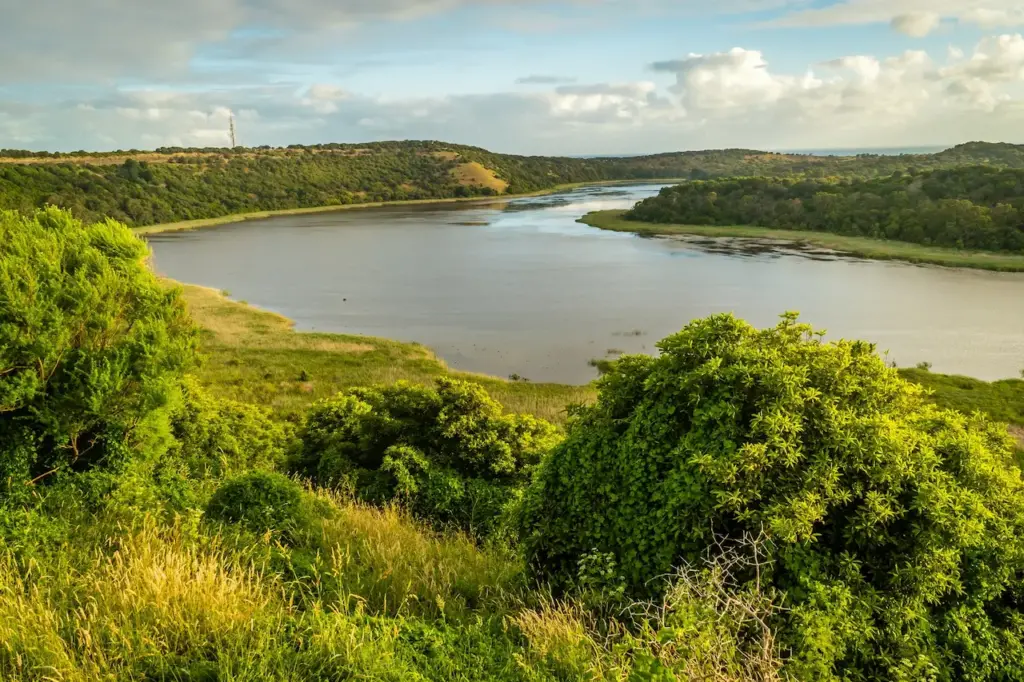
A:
[626,166,1024,253]
[4,208,1024,680]
[3,140,1024,228]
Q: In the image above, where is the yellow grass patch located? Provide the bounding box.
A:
[451,162,509,193]
[177,284,374,353]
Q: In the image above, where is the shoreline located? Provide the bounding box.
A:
[579,210,1024,273]
[136,178,687,235]
[179,284,1023,445]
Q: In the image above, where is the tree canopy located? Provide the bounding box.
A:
[627,166,1024,252]
[0,208,197,499]
[521,313,1024,680]
[295,378,560,537]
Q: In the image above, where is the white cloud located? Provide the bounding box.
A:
[301,84,349,114]
[938,34,1024,109]
[891,12,941,37]
[3,23,1024,154]
[652,49,820,111]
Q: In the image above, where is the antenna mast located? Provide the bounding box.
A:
[229,114,237,148]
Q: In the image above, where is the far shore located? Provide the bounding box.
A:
[579,210,1024,273]
[135,178,687,235]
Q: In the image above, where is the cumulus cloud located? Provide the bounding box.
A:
[6,32,1023,155]
[652,49,820,112]
[642,36,1024,149]
[3,0,1024,155]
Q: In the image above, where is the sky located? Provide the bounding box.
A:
[2,0,1024,155]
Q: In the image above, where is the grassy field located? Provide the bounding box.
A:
[181,284,595,424]
[580,210,1024,272]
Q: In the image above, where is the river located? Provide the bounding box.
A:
[147,184,1024,384]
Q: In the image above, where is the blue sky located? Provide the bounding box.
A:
[2,0,1023,153]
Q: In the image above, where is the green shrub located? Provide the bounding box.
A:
[0,208,197,501]
[295,378,560,537]
[170,377,289,479]
[521,312,1024,680]
[205,472,309,542]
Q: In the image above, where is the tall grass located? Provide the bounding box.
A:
[0,487,786,681]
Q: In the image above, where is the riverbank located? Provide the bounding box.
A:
[179,283,1024,451]
[138,179,686,235]
[180,283,595,424]
[579,210,1024,272]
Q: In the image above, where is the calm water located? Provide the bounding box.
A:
[148,185,1024,384]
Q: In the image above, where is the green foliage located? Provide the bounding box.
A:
[521,312,1024,680]
[296,378,560,537]
[574,549,627,613]
[0,208,197,501]
[205,471,310,542]
[5,141,1022,227]
[627,167,1024,253]
[900,367,1024,427]
[170,377,290,479]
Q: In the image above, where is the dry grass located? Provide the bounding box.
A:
[451,161,509,193]
[182,284,373,353]
[0,527,292,681]
[309,494,526,619]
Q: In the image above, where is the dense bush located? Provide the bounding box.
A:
[170,377,289,479]
[0,208,197,501]
[295,378,560,537]
[521,313,1024,680]
[205,471,310,541]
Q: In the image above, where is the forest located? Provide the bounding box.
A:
[3,140,1024,228]
[627,166,1024,252]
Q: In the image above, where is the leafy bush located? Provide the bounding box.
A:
[205,472,309,542]
[295,378,560,537]
[521,313,1024,680]
[170,377,289,479]
[0,208,197,501]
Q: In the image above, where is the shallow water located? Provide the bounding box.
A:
[148,184,1024,383]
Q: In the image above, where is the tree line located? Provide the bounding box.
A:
[627,166,1024,252]
[3,140,1024,228]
